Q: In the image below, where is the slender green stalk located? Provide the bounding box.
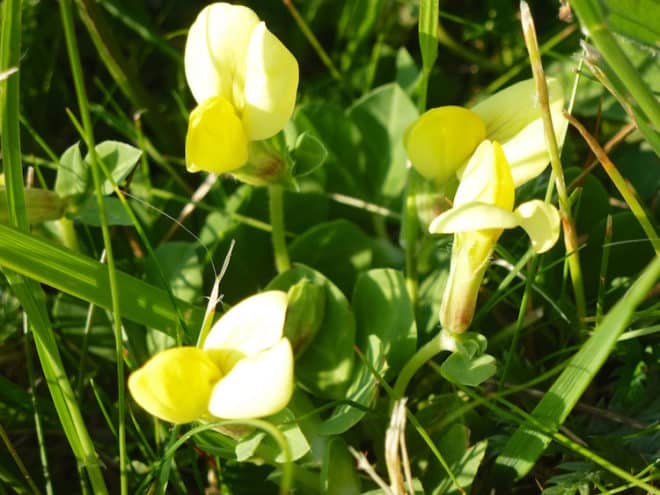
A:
[0,422,42,495]
[24,323,53,495]
[596,215,613,323]
[403,0,439,305]
[521,1,587,322]
[1,1,108,492]
[58,2,127,493]
[392,334,454,399]
[570,0,660,130]
[269,184,291,273]
[282,0,342,81]
[565,112,660,255]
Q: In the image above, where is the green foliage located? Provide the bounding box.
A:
[1,1,658,494]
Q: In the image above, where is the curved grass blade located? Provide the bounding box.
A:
[493,254,660,483]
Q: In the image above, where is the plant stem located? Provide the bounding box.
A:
[269,184,291,274]
[281,0,341,81]
[570,0,660,131]
[59,1,127,493]
[565,112,660,255]
[392,333,456,399]
[521,1,587,323]
[24,322,53,495]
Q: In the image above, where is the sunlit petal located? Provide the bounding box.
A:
[185,96,249,174]
[470,78,567,186]
[203,291,288,373]
[184,3,259,106]
[208,339,294,419]
[429,202,519,234]
[128,347,221,424]
[514,199,561,253]
[242,22,299,140]
[453,140,514,210]
[404,106,486,184]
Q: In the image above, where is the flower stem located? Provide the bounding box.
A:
[565,112,660,256]
[521,1,587,323]
[59,1,127,492]
[392,332,456,399]
[269,184,291,274]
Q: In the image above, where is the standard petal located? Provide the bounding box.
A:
[128,347,221,424]
[208,339,294,419]
[203,291,288,373]
[429,202,519,234]
[403,106,486,184]
[470,78,567,187]
[453,140,515,210]
[185,96,249,174]
[514,199,561,253]
[242,22,299,140]
[184,3,260,106]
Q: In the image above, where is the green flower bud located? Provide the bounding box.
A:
[0,188,67,225]
[284,279,326,356]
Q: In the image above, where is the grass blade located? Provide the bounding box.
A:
[493,254,660,482]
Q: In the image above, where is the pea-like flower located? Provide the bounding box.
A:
[404,78,565,334]
[430,140,560,334]
[404,78,567,188]
[128,291,294,423]
[184,3,299,175]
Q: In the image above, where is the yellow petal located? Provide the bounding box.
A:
[514,200,561,253]
[470,78,567,187]
[184,3,259,106]
[203,291,288,373]
[208,339,294,419]
[242,22,299,140]
[453,140,514,211]
[185,96,249,174]
[429,202,519,234]
[128,347,221,424]
[404,106,486,184]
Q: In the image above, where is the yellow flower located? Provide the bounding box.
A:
[128,291,294,423]
[430,141,560,334]
[184,3,299,174]
[404,78,567,187]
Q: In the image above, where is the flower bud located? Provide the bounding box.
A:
[0,188,67,225]
[283,279,326,356]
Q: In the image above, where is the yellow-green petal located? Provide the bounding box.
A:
[184,3,260,106]
[128,347,221,424]
[403,106,486,184]
[242,22,299,140]
[514,200,561,253]
[429,202,519,235]
[470,78,567,187]
[453,140,514,211]
[208,339,294,419]
[203,291,288,374]
[185,96,249,174]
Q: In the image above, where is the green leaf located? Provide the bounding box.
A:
[145,242,202,304]
[87,140,142,195]
[268,264,355,399]
[321,437,361,495]
[440,351,497,387]
[291,131,328,177]
[602,0,660,49]
[494,254,660,483]
[75,196,133,226]
[289,220,373,295]
[352,268,417,378]
[55,142,88,197]
[0,223,202,338]
[235,409,310,463]
[348,83,418,205]
[431,439,488,495]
